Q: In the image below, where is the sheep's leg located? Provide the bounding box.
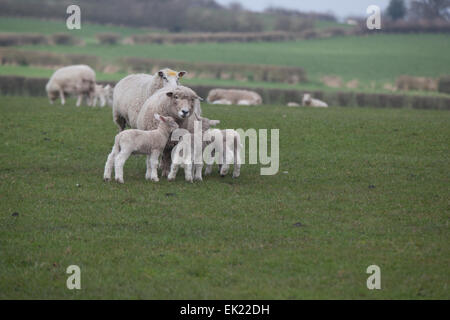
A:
[114,150,131,184]
[149,151,160,182]
[167,162,179,181]
[76,94,83,107]
[114,114,127,132]
[59,89,65,105]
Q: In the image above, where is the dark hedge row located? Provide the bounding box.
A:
[1,75,448,110]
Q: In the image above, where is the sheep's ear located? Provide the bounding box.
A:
[158,71,164,78]
[166,92,174,98]
[178,71,187,78]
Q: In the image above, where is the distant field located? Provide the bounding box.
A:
[1,17,450,94]
[0,96,449,299]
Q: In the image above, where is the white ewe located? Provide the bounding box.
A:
[45,65,96,106]
[103,114,178,183]
[136,85,203,177]
[112,69,186,131]
[302,93,328,108]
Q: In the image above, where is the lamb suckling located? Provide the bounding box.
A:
[167,116,220,183]
[103,114,179,183]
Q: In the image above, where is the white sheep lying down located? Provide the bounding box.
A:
[103,114,179,183]
[302,93,328,108]
[168,121,242,182]
[207,89,262,106]
[112,68,186,131]
[45,64,96,106]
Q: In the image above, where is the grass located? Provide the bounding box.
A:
[0,95,449,299]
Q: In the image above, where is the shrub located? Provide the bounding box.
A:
[438,76,450,94]
[51,33,81,46]
[0,33,49,46]
[96,33,121,45]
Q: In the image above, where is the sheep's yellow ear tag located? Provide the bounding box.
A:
[167,70,177,77]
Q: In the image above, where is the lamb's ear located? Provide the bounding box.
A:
[196,95,204,101]
[209,120,220,126]
[166,92,174,98]
[154,114,162,122]
[178,71,187,78]
[158,70,164,78]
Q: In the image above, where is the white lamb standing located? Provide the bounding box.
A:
[167,116,220,182]
[103,114,179,183]
[45,64,96,107]
[91,84,114,107]
[302,93,328,108]
[112,69,186,131]
[136,85,203,177]
[207,89,262,106]
[203,129,242,179]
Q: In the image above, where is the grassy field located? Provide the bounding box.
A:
[0,96,448,299]
[1,17,450,93]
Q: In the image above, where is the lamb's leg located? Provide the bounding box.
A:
[204,164,213,176]
[194,163,203,181]
[114,150,131,184]
[149,151,160,182]
[184,163,193,183]
[100,96,106,107]
[145,155,152,181]
[103,145,118,181]
[167,162,179,181]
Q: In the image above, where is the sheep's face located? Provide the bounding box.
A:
[158,69,187,87]
[166,90,201,120]
[303,94,312,105]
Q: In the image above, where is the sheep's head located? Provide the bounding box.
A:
[158,68,187,87]
[165,86,203,120]
[302,93,312,105]
[154,114,179,131]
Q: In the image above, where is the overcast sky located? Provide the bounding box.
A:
[216,0,391,18]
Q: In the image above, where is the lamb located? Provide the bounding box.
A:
[207,89,262,106]
[167,116,220,182]
[112,68,186,131]
[103,114,178,183]
[203,129,242,179]
[302,94,328,108]
[287,102,300,107]
[45,64,96,106]
[136,85,203,177]
[91,84,114,107]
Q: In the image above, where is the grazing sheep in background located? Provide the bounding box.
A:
[302,93,328,108]
[287,102,300,107]
[168,117,220,182]
[103,114,178,183]
[136,85,203,177]
[45,64,96,106]
[112,68,186,131]
[207,89,262,106]
[91,84,114,107]
[204,129,242,179]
